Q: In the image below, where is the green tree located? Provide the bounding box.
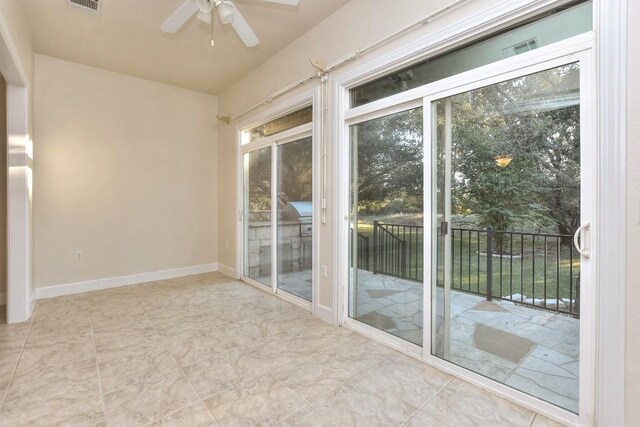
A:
[355,107,424,214]
[449,64,580,244]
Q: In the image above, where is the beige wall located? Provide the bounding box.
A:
[626,0,639,424]
[0,72,6,304]
[33,55,218,288]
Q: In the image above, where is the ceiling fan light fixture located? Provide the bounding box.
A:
[217,3,235,24]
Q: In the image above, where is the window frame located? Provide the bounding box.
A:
[333,1,604,424]
[236,87,322,313]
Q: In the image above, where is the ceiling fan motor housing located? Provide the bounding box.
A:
[196,0,214,14]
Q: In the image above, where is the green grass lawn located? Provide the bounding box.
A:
[355,222,580,306]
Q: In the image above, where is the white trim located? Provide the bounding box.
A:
[35,263,220,299]
[334,0,581,91]
[594,0,627,424]
[314,303,333,324]
[275,287,313,311]
[236,85,326,319]
[345,98,423,126]
[344,317,422,358]
[216,263,237,279]
[6,84,32,324]
[344,32,593,123]
[335,2,602,424]
[422,49,594,426]
[240,123,313,154]
[241,275,312,312]
[312,85,323,318]
[1,6,33,324]
[236,87,320,279]
[238,92,314,149]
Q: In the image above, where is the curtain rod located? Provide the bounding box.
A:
[227,0,469,122]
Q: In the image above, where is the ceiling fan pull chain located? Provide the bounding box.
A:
[211,9,215,47]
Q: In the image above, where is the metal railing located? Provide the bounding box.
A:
[452,227,580,317]
[357,232,370,271]
[372,220,407,279]
[372,221,422,281]
[359,222,580,317]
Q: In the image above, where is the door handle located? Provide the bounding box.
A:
[440,221,449,235]
[573,222,591,258]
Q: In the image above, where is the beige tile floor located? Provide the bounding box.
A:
[0,272,564,426]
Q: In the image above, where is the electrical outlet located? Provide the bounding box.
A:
[75,250,83,261]
[321,265,328,278]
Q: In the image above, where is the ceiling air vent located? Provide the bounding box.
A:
[67,0,101,13]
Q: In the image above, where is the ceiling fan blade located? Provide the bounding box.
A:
[259,0,299,5]
[228,3,260,47]
[161,0,199,33]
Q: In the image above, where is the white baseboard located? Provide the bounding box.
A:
[216,263,237,279]
[314,303,334,324]
[35,263,219,300]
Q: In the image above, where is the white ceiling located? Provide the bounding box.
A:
[21,0,351,94]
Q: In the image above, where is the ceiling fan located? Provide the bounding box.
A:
[161,0,299,47]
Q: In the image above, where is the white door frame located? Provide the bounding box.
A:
[334,0,627,423]
[235,88,321,313]
[338,32,597,425]
[0,11,34,324]
[422,46,595,426]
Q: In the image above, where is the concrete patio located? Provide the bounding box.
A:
[351,269,580,413]
[255,269,313,302]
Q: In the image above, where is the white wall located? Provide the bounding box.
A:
[0,0,35,322]
[33,55,218,289]
[0,73,6,305]
[626,0,639,423]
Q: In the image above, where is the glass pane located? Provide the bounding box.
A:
[243,147,272,286]
[277,137,313,301]
[351,1,591,107]
[242,106,312,144]
[432,64,581,413]
[349,107,424,346]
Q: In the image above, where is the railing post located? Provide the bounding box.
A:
[487,226,493,301]
[364,236,370,271]
[401,240,407,277]
[373,220,379,275]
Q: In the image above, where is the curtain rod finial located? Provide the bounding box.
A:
[217,115,230,124]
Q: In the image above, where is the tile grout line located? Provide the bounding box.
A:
[92,293,229,397]
[270,371,335,426]
[0,303,38,414]
[354,352,432,427]
[88,306,109,426]
[135,293,222,427]
[410,376,456,426]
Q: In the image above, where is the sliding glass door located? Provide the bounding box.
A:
[349,107,424,346]
[242,122,314,305]
[243,147,272,286]
[277,137,313,301]
[428,63,585,413]
[345,49,593,419]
